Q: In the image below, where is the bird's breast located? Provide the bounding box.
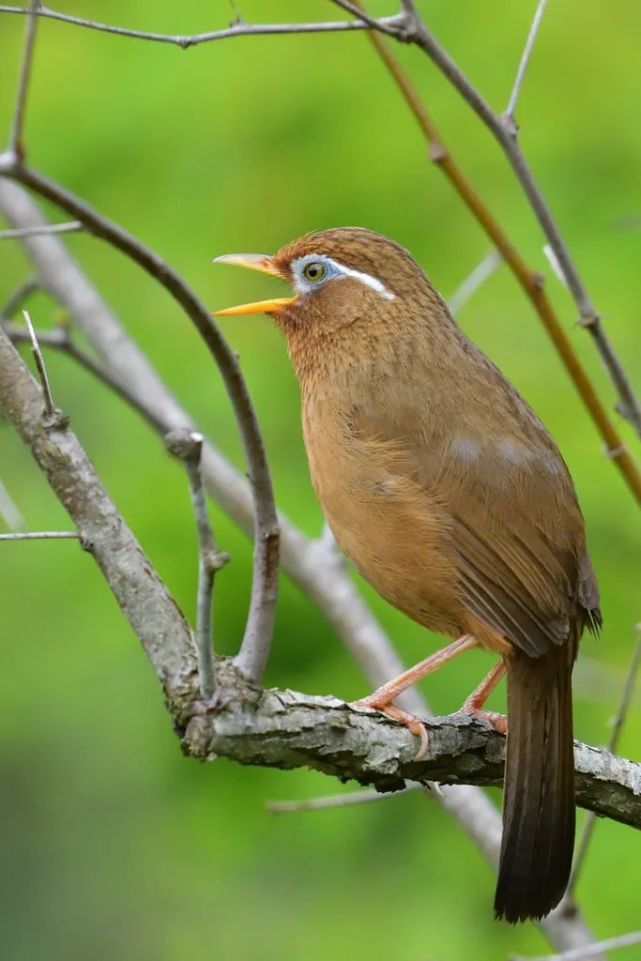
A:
[301,390,463,636]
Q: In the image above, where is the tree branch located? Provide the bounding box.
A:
[361,29,641,505]
[0,161,280,685]
[510,930,641,961]
[165,428,230,699]
[389,12,641,438]
[0,529,77,540]
[182,662,641,830]
[0,5,402,47]
[569,629,641,893]
[0,221,82,239]
[0,325,197,704]
[8,0,39,159]
[504,0,549,124]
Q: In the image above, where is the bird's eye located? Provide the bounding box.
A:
[302,262,326,284]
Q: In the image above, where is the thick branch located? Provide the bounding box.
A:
[183,663,641,830]
[0,325,197,704]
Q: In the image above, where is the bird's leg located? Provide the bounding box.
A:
[460,659,507,734]
[351,634,478,759]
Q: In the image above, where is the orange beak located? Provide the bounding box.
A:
[212,253,297,316]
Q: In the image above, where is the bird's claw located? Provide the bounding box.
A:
[351,697,429,760]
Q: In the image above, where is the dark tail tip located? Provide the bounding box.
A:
[494,648,575,923]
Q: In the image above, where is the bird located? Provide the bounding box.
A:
[213,227,601,923]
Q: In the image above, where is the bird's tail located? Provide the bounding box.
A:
[494,643,575,923]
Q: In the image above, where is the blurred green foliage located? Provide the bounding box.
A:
[1,1,640,958]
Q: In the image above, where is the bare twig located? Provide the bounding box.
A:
[362,30,641,505]
[166,429,230,700]
[0,530,77,540]
[510,930,641,961]
[8,0,39,158]
[569,629,641,894]
[0,220,82,239]
[0,478,24,530]
[22,308,54,416]
[0,180,600,952]
[0,5,402,48]
[0,276,38,317]
[504,0,550,124]
[2,319,157,420]
[0,163,280,685]
[448,249,503,315]
[267,783,424,814]
[392,15,641,438]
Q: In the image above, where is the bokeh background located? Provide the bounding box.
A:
[1,2,640,959]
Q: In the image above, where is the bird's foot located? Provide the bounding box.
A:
[460,699,507,735]
[351,696,429,760]
[459,660,507,734]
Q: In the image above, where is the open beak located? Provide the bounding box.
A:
[212,253,297,316]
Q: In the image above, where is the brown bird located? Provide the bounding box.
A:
[214,228,601,923]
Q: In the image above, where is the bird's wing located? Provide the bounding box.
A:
[352,375,599,658]
[420,428,598,658]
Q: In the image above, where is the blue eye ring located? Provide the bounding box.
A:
[302,261,326,283]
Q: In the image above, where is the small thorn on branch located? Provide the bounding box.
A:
[22,308,55,418]
[165,428,230,700]
[504,0,550,128]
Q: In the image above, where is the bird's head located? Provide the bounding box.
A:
[213,228,441,341]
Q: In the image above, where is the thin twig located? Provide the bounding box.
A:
[8,0,39,158]
[0,479,24,530]
[2,319,160,423]
[505,0,550,124]
[0,276,38,317]
[0,220,82,239]
[362,29,641,506]
[166,429,229,700]
[0,5,401,48]
[22,308,54,416]
[1,161,280,685]
[448,249,503,315]
[395,15,641,438]
[509,930,641,961]
[267,783,424,814]
[569,629,641,894]
[0,530,77,540]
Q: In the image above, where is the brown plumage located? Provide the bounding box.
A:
[214,227,601,922]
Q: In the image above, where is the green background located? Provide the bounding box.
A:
[1,1,640,958]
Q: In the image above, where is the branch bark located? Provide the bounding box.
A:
[182,661,641,830]
[0,325,197,705]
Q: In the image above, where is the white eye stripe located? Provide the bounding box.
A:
[292,255,396,301]
[336,262,396,301]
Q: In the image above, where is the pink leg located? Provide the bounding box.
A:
[352,634,478,759]
[460,660,507,734]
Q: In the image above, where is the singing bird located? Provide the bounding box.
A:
[214,228,601,922]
